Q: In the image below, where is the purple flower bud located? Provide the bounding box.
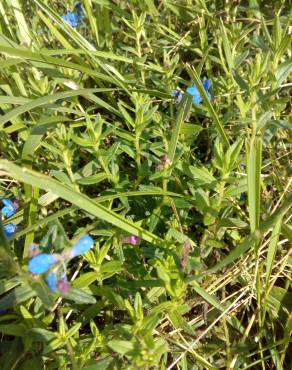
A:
[46,271,58,292]
[69,235,94,258]
[1,198,19,218]
[159,155,171,165]
[122,235,141,245]
[57,279,71,294]
[4,223,17,237]
[28,253,59,274]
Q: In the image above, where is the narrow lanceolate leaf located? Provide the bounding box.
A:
[0,160,163,245]
[246,137,262,233]
[265,215,283,285]
[185,64,230,148]
[168,94,193,163]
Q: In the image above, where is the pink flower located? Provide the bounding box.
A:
[57,280,71,294]
[122,235,141,245]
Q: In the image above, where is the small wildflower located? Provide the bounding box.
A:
[122,235,141,245]
[0,309,7,315]
[28,253,60,274]
[160,154,171,165]
[186,79,212,104]
[69,235,94,258]
[1,198,19,218]
[171,90,183,104]
[4,223,17,237]
[28,234,94,294]
[156,154,171,171]
[62,11,82,27]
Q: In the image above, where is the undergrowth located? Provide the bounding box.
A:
[0,0,291,369]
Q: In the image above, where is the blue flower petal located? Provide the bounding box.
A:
[70,235,94,258]
[203,79,212,91]
[46,271,58,292]
[4,223,17,237]
[186,85,203,104]
[28,254,58,274]
[186,79,212,105]
[62,11,82,27]
[2,199,18,218]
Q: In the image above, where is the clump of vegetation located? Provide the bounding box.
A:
[0,1,291,369]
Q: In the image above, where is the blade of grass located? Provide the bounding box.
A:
[265,215,283,285]
[246,136,262,233]
[167,94,193,163]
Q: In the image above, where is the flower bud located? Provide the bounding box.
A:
[57,279,71,294]
[122,235,141,245]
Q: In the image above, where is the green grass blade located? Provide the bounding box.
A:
[265,215,283,285]
[168,94,192,163]
[246,137,262,233]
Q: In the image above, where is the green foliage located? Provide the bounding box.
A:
[0,0,291,369]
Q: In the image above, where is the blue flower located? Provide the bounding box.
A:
[28,253,59,274]
[171,90,183,104]
[186,79,212,104]
[46,271,58,292]
[1,198,18,218]
[62,11,82,27]
[4,223,17,237]
[70,235,94,258]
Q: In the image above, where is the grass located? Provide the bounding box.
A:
[0,0,291,369]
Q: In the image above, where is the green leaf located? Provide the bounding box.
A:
[265,215,282,285]
[0,160,163,245]
[107,340,134,355]
[168,94,193,163]
[65,287,96,304]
